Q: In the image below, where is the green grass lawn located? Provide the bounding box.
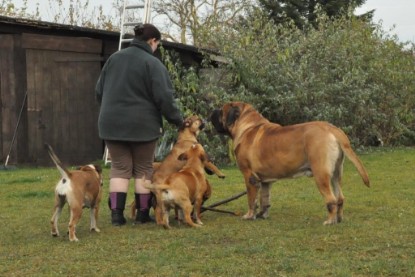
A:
[0,147,414,276]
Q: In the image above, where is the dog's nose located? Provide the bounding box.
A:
[210,109,220,121]
[210,110,220,124]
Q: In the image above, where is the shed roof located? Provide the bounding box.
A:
[0,15,212,56]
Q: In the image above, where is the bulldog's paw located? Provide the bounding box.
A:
[323,217,339,225]
[242,212,256,220]
[69,236,79,242]
[256,211,269,219]
[90,227,100,233]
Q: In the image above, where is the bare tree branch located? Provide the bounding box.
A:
[153,0,254,46]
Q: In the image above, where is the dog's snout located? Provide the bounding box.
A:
[210,109,220,121]
[210,110,220,125]
[210,109,227,133]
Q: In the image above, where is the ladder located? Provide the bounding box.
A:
[118,0,153,50]
[103,0,153,165]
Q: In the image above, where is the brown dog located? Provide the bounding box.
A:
[145,143,222,229]
[210,102,370,225]
[46,144,103,242]
[130,115,225,220]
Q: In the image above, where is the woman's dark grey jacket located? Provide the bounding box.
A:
[96,39,183,142]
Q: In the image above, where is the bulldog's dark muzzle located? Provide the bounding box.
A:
[210,109,227,134]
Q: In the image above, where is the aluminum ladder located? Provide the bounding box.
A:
[118,0,153,50]
[103,0,153,165]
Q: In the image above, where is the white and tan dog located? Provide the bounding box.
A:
[46,144,103,242]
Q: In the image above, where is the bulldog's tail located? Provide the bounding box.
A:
[144,183,171,191]
[45,144,71,180]
[332,128,370,187]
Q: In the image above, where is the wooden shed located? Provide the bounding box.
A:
[0,15,208,166]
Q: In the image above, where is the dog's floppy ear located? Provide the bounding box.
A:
[94,164,102,174]
[178,153,188,161]
[226,106,241,127]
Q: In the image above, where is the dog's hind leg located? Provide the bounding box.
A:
[193,197,204,225]
[331,153,345,223]
[51,195,66,237]
[309,140,341,225]
[313,170,338,225]
[257,182,272,219]
[162,207,171,229]
[154,190,165,225]
[181,200,201,228]
[90,206,100,233]
[68,203,83,242]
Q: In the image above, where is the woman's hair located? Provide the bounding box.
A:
[134,23,161,41]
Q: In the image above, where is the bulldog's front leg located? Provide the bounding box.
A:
[242,183,258,220]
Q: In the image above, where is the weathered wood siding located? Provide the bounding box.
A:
[22,33,103,165]
[0,34,27,165]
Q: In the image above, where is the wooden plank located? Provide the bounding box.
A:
[13,36,29,165]
[21,33,102,54]
[55,53,102,164]
[57,59,71,161]
[82,58,102,159]
[75,61,87,161]
[54,57,103,62]
[0,35,14,48]
[36,51,51,165]
[0,35,15,163]
[26,49,41,164]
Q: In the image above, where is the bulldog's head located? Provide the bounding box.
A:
[177,143,207,164]
[210,102,249,135]
[180,114,206,135]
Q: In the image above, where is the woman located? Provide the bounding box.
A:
[96,23,183,226]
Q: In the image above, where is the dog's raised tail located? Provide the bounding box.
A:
[332,129,370,187]
[342,145,370,187]
[144,183,171,191]
[44,144,71,179]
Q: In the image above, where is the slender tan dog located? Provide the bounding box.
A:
[130,115,225,220]
[210,102,370,225]
[145,143,222,229]
[46,144,103,242]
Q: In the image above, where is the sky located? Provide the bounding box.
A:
[12,0,415,43]
[355,0,415,43]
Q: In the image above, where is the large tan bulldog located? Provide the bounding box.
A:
[210,102,370,225]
